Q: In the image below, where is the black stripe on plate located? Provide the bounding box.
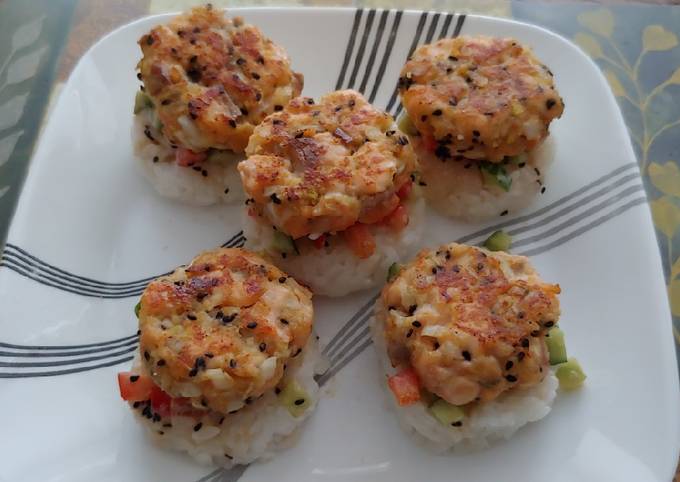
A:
[335,9,364,90]
[368,10,402,103]
[0,355,133,378]
[452,14,466,37]
[346,9,377,89]
[0,333,138,350]
[384,11,428,114]
[0,337,138,358]
[357,9,389,94]
[437,12,454,39]
[392,13,441,117]
[0,344,136,367]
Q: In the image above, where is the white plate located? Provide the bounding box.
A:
[1,7,678,482]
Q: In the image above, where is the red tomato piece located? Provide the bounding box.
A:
[396,180,413,200]
[382,204,409,231]
[150,385,172,418]
[421,135,437,152]
[117,372,154,402]
[313,234,326,250]
[175,147,207,167]
[343,224,376,259]
[387,367,421,406]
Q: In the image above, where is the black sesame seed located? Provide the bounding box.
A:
[462,350,471,361]
[531,330,540,337]
[259,343,267,352]
[406,329,414,338]
[133,401,141,409]
[517,352,526,361]
[144,351,150,361]
[294,398,305,406]
[275,387,281,395]
[278,276,287,283]
[434,144,451,160]
[136,72,142,80]
[227,119,238,128]
[448,55,458,61]
[192,166,201,171]
[146,35,154,45]
[451,421,463,427]
[280,318,289,325]
[472,130,480,137]
[270,193,282,204]
[398,136,409,146]
[521,338,530,348]
[408,305,417,315]
[544,321,554,328]
[505,360,514,370]
[130,375,140,382]
[412,320,422,328]
[252,72,260,80]
[230,359,237,369]
[500,210,509,217]
[421,115,428,122]
[152,156,159,163]
[541,186,546,194]
[193,423,203,432]
[153,413,161,422]
[433,341,441,350]
[546,99,556,110]
[247,322,258,329]
[157,359,166,366]
[236,58,246,66]
[224,188,230,194]
[432,109,443,116]
[505,375,518,382]
[534,167,541,176]
[293,348,302,357]
[274,105,283,111]
[518,162,526,168]
[187,314,197,321]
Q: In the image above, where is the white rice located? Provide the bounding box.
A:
[129,337,323,468]
[370,308,558,452]
[131,109,245,206]
[415,137,556,221]
[242,197,426,297]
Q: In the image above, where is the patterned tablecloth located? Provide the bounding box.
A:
[0,0,679,475]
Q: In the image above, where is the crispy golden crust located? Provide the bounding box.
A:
[377,243,560,405]
[238,90,417,238]
[138,5,303,153]
[399,36,564,162]
[138,248,313,413]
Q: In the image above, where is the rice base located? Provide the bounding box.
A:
[370,307,558,452]
[131,108,244,205]
[242,197,426,297]
[415,136,555,221]
[128,336,322,468]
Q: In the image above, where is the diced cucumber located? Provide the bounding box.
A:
[134,301,141,318]
[507,153,528,165]
[387,262,402,282]
[555,358,586,390]
[429,399,465,427]
[278,380,310,417]
[483,230,511,252]
[398,114,419,136]
[546,327,568,365]
[479,162,512,192]
[134,91,153,114]
[272,231,296,255]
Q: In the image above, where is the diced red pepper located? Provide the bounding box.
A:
[175,147,207,167]
[150,385,172,418]
[421,134,437,152]
[313,234,326,250]
[382,204,409,231]
[396,180,413,200]
[343,224,376,259]
[117,372,155,402]
[387,367,421,406]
